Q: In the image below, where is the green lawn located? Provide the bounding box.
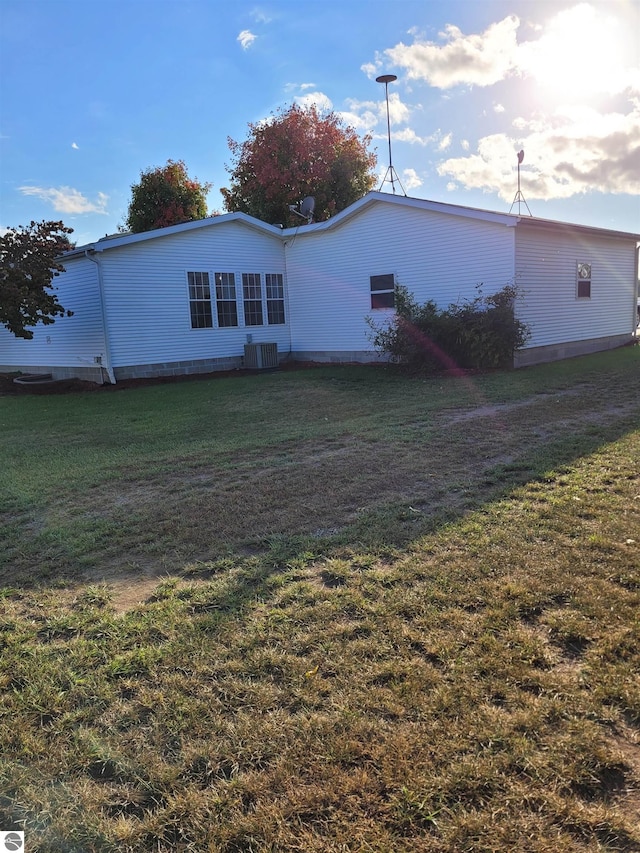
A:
[1,349,639,851]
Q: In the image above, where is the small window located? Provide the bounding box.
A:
[370,274,395,309]
[215,272,238,327]
[243,273,264,326]
[266,273,285,324]
[188,271,212,329]
[577,262,591,299]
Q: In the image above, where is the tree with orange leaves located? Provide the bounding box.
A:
[221,104,377,225]
[123,160,211,234]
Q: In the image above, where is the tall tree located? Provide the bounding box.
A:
[123,159,211,233]
[221,104,377,225]
[0,220,74,340]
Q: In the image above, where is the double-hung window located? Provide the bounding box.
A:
[188,271,213,329]
[242,273,264,326]
[215,272,238,327]
[576,262,591,299]
[370,274,395,309]
[265,273,285,324]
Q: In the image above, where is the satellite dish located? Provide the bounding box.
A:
[300,196,315,220]
[289,196,315,224]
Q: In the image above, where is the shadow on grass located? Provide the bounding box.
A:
[139,410,639,621]
[2,351,639,612]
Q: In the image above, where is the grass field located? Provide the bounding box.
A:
[1,348,639,851]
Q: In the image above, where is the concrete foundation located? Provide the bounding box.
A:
[0,363,108,384]
[514,333,634,368]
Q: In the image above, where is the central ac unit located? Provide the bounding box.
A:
[244,342,278,370]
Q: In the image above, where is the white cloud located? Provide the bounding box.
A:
[381,5,638,97]
[71,142,79,149]
[284,82,316,94]
[385,15,520,88]
[437,102,640,201]
[341,92,416,143]
[294,91,333,112]
[18,186,109,215]
[360,61,381,79]
[339,109,379,132]
[374,5,639,207]
[392,128,429,145]
[517,4,639,98]
[402,168,423,190]
[237,29,257,50]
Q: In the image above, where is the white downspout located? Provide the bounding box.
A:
[84,249,116,384]
[282,235,294,359]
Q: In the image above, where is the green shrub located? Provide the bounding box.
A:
[368,283,531,372]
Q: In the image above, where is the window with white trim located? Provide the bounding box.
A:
[370,274,395,309]
[266,273,285,324]
[242,273,264,326]
[576,262,591,299]
[188,271,213,329]
[215,272,238,327]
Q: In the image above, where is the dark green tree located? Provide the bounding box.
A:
[123,159,211,233]
[221,104,377,225]
[0,220,74,339]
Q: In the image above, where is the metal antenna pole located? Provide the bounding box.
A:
[509,149,532,216]
[376,74,406,196]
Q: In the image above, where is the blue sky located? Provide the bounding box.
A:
[1,0,638,246]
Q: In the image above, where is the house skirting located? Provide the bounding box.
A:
[113,354,245,381]
[514,333,633,368]
[288,350,386,364]
[0,362,107,384]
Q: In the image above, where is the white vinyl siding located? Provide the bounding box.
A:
[0,255,107,371]
[515,226,637,349]
[99,220,289,368]
[3,194,635,381]
[286,200,515,355]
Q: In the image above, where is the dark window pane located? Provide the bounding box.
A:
[242,273,262,299]
[215,272,236,300]
[371,291,395,309]
[244,300,264,326]
[577,280,591,298]
[266,274,284,299]
[190,301,212,328]
[370,274,395,292]
[267,300,285,324]
[217,301,238,327]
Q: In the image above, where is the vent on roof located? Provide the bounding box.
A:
[244,342,278,370]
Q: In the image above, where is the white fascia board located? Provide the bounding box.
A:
[514,216,640,243]
[280,191,520,239]
[62,212,285,259]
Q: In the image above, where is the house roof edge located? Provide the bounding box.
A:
[61,212,285,259]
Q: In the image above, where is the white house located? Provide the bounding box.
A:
[1,192,638,383]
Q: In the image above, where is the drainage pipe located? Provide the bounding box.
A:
[84,249,116,384]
